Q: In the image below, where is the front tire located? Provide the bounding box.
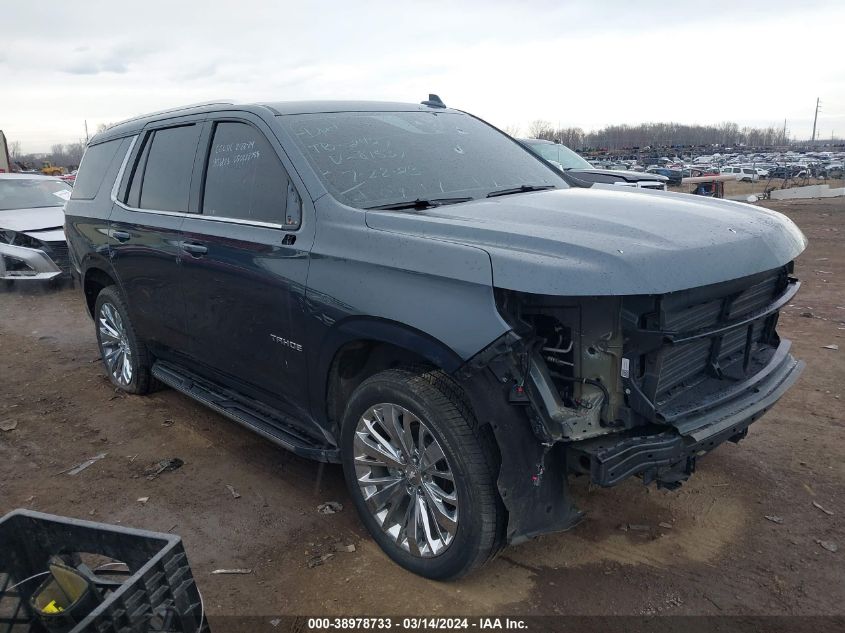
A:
[94,286,154,394]
[340,368,505,579]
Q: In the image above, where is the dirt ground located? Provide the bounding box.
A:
[1,197,843,621]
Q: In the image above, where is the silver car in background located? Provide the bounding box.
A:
[0,174,72,282]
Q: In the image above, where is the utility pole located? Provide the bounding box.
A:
[84,120,89,144]
[811,98,821,142]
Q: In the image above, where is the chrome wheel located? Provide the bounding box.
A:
[353,403,459,557]
[98,302,133,387]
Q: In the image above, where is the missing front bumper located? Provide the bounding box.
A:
[569,350,804,488]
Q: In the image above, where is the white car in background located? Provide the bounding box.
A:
[0,174,72,282]
[720,166,759,182]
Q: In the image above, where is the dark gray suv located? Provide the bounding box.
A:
[65,98,806,579]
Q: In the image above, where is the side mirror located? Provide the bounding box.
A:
[285,181,301,229]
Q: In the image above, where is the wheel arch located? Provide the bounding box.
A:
[312,317,465,436]
[82,264,118,318]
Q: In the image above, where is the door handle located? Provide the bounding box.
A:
[111,230,131,243]
[180,241,208,257]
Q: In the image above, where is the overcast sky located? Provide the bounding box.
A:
[2,0,843,153]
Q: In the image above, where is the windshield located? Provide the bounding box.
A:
[522,141,592,170]
[0,178,72,211]
[279,111,565,208]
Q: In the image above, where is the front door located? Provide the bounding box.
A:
[178,116,314,422]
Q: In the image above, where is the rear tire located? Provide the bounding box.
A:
[94,286,154,395]
[340,368,505,579]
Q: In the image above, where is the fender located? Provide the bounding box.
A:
[309,316,464,428]
[459,366,584,543]
[78,255,121,317]
[80,251,116,280]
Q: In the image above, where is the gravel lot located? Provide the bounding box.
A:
[1,198,843,621]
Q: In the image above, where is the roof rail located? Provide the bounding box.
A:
[106,100,236,130]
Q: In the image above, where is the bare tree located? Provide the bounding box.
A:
[34,141,88,170]
[527,119,553,139]
[552,127,586,149]
[65,141,85,166]
[554,120,807,151]
[501,123,521,138]
[9,140,22,160]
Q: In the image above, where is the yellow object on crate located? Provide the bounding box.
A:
[31,561,91,621]
[41,599,64,614]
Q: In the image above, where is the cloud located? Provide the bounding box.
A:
[3,0,844,152]
[59,44,148,75]
[62,60,128,75]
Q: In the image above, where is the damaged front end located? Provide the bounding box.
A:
[458,263,804,544]
[0,228,67,281]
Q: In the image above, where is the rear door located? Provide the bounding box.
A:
[109,120,203,360]
[178,114,315,421]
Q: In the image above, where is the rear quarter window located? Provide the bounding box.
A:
[71,139,123,200]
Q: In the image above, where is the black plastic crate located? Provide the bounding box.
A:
[0,510,207,633]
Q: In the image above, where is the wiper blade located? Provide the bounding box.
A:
[365,197,473,211]
[486,184,556,198]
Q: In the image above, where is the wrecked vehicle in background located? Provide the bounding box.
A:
[521,138,669,190]
[0,174,71,282]
[65,97,806,580]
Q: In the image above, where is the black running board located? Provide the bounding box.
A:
[152,361,340,463]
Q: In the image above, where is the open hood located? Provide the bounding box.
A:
[365,188,806,296]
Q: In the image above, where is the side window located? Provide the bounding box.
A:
[202,121,298,227]
[71,139,123,200]
[132,124,200,212]
[125,134,151,208]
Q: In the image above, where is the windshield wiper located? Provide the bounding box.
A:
[365,197,473,211]
[486,184,556,198]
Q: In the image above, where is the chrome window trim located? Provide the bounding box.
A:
[188,213,287,230]
[112,200,187,218]
[110,200,288,229]
[110,135,138,201]
[196,215,287,229]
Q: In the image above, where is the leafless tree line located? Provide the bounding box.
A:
[9,123,114,170]
[11,140,86,170]
[515,120,821,150]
